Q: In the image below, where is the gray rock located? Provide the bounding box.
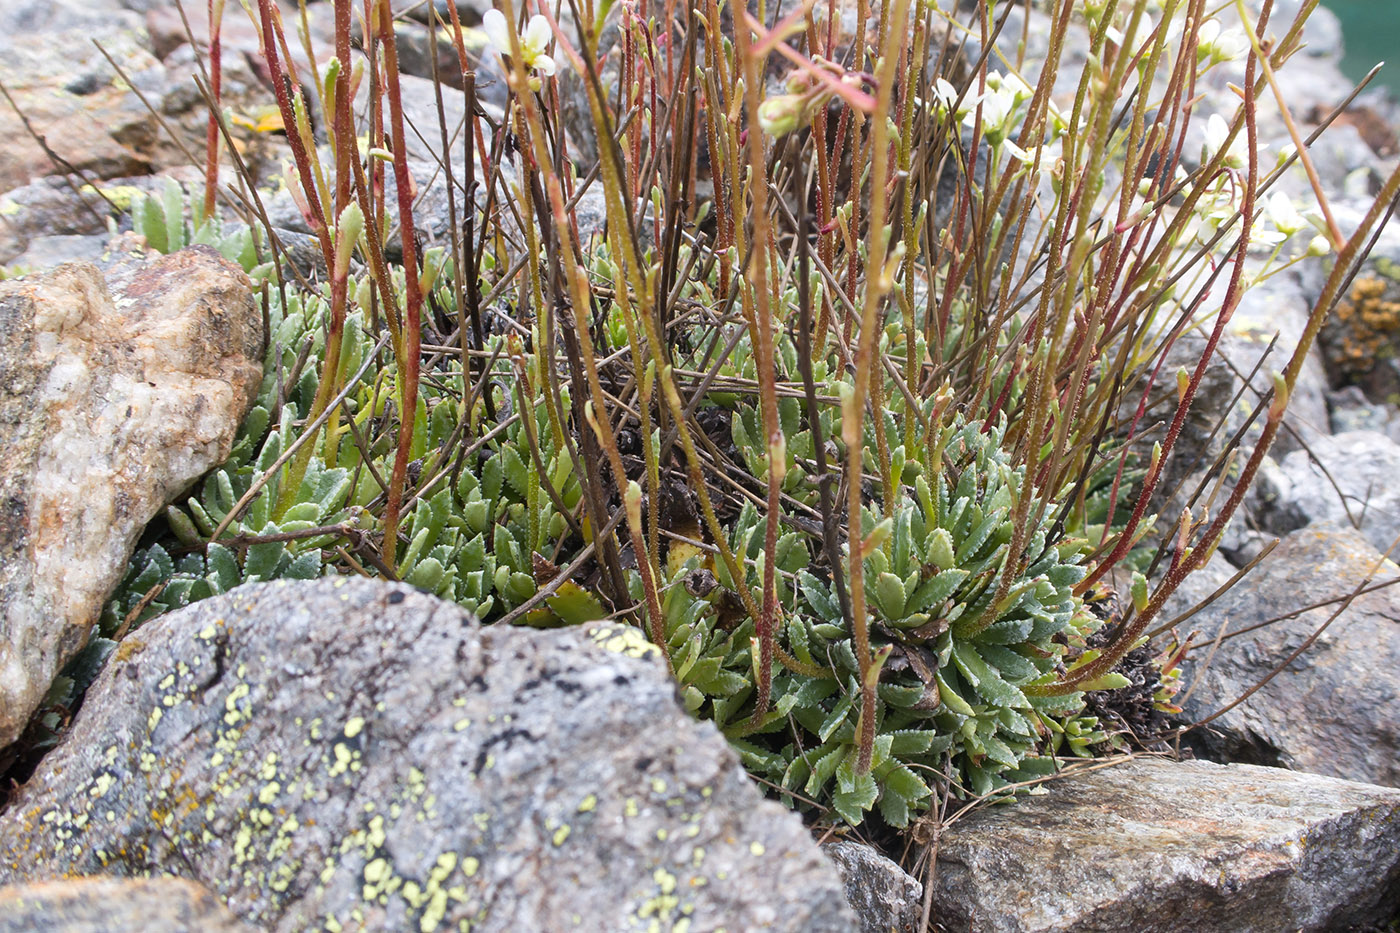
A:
[346,18,471,91]
[0,247,262,751]
[1132,264,1331,564]
[398,0,492,27]
[0,179,117,268]
[0,0,137,34]
[1327,384,1400,442]
[1174,523,1400,787]
[1250,430,1400,555]
[7,235,112,274]
[824,840,923,933]
[932,758,1400,933]
[0,578,858,933]
[0,877,259,933]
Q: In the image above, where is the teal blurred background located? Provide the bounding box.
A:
[1321,0,1399,95]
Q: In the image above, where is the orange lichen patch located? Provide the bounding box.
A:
[1331,276,1400,378]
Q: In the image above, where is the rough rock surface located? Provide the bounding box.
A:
[824,840,923,933]
[0,0,167,192]
[0,877,258,933]
[0,247,262,751]
[0,177,118,268]
[1251,430,1400,556]
[0,578,858,933]
[932,758,1400,933]
[1169,524,1400,787]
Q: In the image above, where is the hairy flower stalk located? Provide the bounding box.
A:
[732,8,785,723]
[1036,0,1387,695]
[254,0,358,520]
[202,0,225,221]
[498,1,671,648]
[372,0,426,572]
[844,0,912,775]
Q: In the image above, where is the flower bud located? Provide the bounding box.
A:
[758,94,809,137]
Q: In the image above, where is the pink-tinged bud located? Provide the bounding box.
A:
[757,94,809,137]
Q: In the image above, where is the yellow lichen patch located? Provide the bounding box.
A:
[576,794,597,813]
[637,867,682,927]
[85,184,143,211]
[112,637,147,665]
[1331,276,1400,378]
[586,622,661,659]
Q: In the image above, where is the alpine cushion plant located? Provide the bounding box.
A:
[78,0,1400,843]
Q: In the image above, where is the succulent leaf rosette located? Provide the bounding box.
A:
[649,417,1102,827]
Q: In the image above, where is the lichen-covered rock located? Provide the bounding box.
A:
[0,247,262,751]
[824,840,923,933]
[0,877,259,933]
[0,578,857,932]
[1171,524,1400,787]
[932,759,1400,933]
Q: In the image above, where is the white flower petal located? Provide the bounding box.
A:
[525,14,552,53]
[533,54,556,77]
[482,10,512,55]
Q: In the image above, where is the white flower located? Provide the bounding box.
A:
[1003,139,1043,166]
[1251,223,1287,247]
[966,84,1019,146]
[482,10,556,79]
[1195,19,1249,65]
[988,70,1034,103]
[1266,191,1307,237]
[1203,114,1247,169]
[929,77,978,120]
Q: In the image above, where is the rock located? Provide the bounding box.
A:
[1250,431,1400,556]
[0,178,116,267]
[0,578,858,932]
[1318,265,1400,403]
[0,877,259,933]
[1327,384,1400,441]
[0,247,262,752]
[0,0,166,192]
[7,235,112,274]
[349,19,469,90]
[393,73,473,165]
[0,179,114,268]
[1170,524,1400,786]
[399,0,492,27]
[0,173,210,269]
[824,840,923,933]
[1132,263,1332,564]
[932,758,1400,933]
